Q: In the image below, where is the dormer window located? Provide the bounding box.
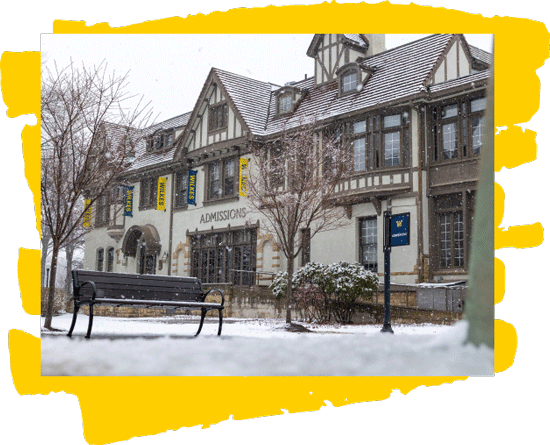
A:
[279,94,292,114]
[341,70,358,94]
[146,130,175,152]
[275,85,303,116]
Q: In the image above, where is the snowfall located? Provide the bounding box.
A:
[40,314,493,376]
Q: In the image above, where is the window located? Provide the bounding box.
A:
[175,171,188,207]
[434,193,476,270]
[350,111,410,172]
[96,248,104,271]
[384,131,400,167]
[341,70,358,94]
[279,94,292,114]
[106,247,115,272]
[359,218,377,272]
[207,158,236,201]
[269,145,284,188]
[95,193,110,226]
[139,176,158,208]
[432,96,486,161]
[208,103,228,132]
[190,228,257,285]
[209,162,221,199]
[301,228,311,266]
[353,138,366,172]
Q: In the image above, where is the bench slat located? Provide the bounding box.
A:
[93,298,222,308]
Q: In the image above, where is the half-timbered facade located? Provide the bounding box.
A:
[84,33,491,286]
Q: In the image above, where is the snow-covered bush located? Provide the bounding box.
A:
[324,261,378,323]
[270,261,379,323]
[270,271,290,301]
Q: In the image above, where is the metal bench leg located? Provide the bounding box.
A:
[67,303,79,337]
[217,308,223,336]
[85,304,94,339]
[195,309,206,336]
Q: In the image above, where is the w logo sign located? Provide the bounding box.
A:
[396,220,403,228]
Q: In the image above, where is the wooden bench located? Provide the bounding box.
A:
[68,270,224,338]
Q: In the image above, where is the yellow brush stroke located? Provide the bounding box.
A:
[2,2,548,444]
[494,320,517,373]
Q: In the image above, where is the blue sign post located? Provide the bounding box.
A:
[187,170,197,206]
[381,211,410,333]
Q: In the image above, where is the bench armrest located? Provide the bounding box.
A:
[204,288,225,307]
[75,280,97,302]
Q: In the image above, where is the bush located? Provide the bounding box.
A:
[270,261,379,324]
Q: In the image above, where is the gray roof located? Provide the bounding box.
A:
[468,44,493,67]
[429,70,490,94]
[264,34,459,135]
[214,68,273,135]
[123,111,191,174]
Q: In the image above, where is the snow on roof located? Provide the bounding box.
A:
[263,34,458,135]
[468,44,493,67]
[213,68,273,136]
[123,111,191,174]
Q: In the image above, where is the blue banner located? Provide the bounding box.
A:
[124,185,134,217]
[187,170,197,205]
[390,212,410,247]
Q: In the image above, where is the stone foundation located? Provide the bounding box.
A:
[66,285,460,325]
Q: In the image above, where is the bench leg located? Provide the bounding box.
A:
[217,308,223,336]
[67,303,79,337]
[195,309,206,336]
[85,304,94,339]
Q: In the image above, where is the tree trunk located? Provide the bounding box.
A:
[41,233,50,288]
[65,244,74,299]
[285,250,295,324]
[43,240,60,330]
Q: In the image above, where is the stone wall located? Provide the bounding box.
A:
[66,285,459,325]
[41,287,69,316]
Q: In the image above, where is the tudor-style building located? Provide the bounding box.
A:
[84,34,491,287]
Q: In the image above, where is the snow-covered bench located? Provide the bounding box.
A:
[68,270,224,338]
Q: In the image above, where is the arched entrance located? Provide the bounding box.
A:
[121,224,161,275]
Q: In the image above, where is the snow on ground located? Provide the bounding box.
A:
[40,314,493,377]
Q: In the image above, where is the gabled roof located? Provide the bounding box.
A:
[306,34,369,58]
[214,68,273,135]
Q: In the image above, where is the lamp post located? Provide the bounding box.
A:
[381,210,394,333]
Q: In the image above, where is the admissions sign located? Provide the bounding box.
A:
[390,212,410,247]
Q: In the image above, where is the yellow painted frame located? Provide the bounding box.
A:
[1,2,547,444]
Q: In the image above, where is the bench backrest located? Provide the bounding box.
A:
[72,270,205,302]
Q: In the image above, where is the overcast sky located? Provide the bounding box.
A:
[41,34,493,124]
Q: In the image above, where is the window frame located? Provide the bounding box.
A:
[340,68,359,96]
[106,247,115,272]
[433,192,476,272]
[430,94,486,163]
[139,176,159,210]
[359,217,378,273]
[190,228,257,285]
[94,193,110,227]
[205,157,238,203]
[208,102,229,133]
[349,109,410,173]
[96,248,104,272]
[174,170,189,209]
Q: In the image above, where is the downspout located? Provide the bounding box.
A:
[412,102,425,284]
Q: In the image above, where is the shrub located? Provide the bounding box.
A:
[270,261,379,324]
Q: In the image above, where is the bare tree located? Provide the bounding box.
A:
[247,120,352,324]
[41,62,151,330]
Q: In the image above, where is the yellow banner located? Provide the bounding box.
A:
[239,158,248,197]
[157,177,167,211]
[83,199,91,227]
